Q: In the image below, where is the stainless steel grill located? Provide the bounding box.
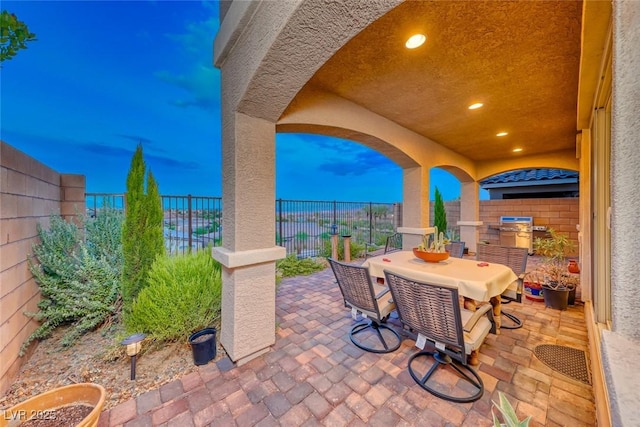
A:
[499,216,533,254]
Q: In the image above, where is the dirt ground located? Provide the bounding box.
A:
[0,324,225,412]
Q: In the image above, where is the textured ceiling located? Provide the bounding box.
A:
[285,0,583,162]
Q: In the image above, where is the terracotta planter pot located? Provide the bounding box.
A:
[412,248,449,263]
[567,260,580,274]
[0,383,106,427]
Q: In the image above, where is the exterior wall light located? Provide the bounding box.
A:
[497,132,508,137]
[468,103,484,110]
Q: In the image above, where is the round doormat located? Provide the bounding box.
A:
[534,344,591,385]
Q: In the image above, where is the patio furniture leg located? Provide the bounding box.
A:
[490,296,502,333]
[408,351,484,403]
[469,350,479,366]
[463,297,476,311]
[463,298,486,364]
[350,321,401,354]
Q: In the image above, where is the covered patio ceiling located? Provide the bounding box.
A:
[283,0,583,163]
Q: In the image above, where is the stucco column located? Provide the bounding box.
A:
[212,112,285,365]
[398,166,432,248]
[601,2,640,426]
[609,0,640,342]
[458,181,482,252]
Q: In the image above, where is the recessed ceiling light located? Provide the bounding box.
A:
[468,103,483,110]
[405,34,426,49]
[513,148,523,152]
[497,132,508,137]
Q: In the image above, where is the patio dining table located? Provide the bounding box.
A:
[362,250,518,334]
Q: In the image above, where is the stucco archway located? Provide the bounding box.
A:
[212,0,584,366]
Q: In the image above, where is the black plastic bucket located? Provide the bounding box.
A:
[188,328,217,366]
[542,286,569,310]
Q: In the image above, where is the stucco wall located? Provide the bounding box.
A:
[0,141,85,396]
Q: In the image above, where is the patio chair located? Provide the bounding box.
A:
[364,232,403,258]
[475,244,529,329]
[445,241,465,258]
[328,258,401,353]
[383,271,493,403]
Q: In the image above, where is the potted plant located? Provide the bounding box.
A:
[533,228,578,310]
[414,226,450,262]
[523,270,544,302]
[0,383,106,427]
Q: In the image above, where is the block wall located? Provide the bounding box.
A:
[429,198,580,256]
[477,198,579,254]
[0,141,85,396]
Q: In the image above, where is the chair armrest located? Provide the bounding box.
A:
[375,287,390,299]
[463,304,492,332]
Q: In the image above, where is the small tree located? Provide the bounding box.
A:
[433,186,448,236]
[121,144,164,316]
[1,11,37,63]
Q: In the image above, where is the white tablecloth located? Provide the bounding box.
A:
[362,250,517,302]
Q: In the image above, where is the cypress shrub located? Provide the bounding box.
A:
[434,186,448,237]
[121,145,164,316]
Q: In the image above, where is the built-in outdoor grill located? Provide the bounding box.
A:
[499,216,534,254]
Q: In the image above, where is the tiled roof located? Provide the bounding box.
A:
[481,168,578,185]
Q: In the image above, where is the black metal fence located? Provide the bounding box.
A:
[275,199,401,257]
[86,194,401,257]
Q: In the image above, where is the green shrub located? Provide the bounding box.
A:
[276,254,325,278]
[126,249,222,342]
[320,238,365,259]
[22,210,124,354]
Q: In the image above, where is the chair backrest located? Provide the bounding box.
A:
[384,271,466,361]
[475,244,528,276]
[445,241,465,258]
[328,258,380,318]
[384,233,402,254]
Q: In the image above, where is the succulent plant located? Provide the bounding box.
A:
[417,226,449,253]
[492,391,531,426]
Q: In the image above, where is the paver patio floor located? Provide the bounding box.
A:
[98,257,595,426]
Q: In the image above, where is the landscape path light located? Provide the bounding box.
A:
[121,333,146,380]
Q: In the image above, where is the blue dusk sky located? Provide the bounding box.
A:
[1,1,476,202]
